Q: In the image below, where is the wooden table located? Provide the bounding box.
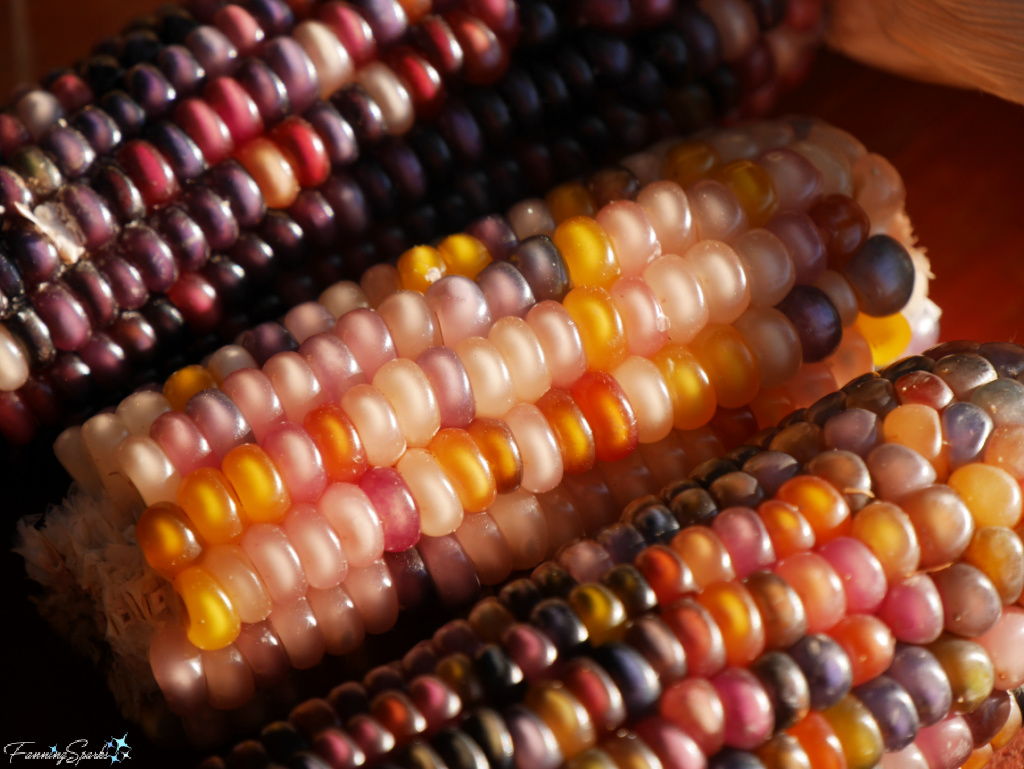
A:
[2,1,1023,766]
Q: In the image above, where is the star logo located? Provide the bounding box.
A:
[49,746,57,753]
[113,735,130,753]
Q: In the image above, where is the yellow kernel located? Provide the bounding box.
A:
[174,565,241,650]
[136,502,204,577]
[177,467,245,545]
[397,245,447,293]
[437,234,491,279]
[222,444,291,523]
[164,365,217,411]
[553,216,621,290]
[855,312,912,367]
[563,286,628,372]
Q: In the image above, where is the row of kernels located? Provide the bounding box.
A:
[153,481,630,716]
[5,0,323,148]
[509,190,909,376]
[136,318,827,582]
[68,185,742,500]
[150,418,739,711]
[565,456,925,696]
[200,645,643,769]
[0,2,524,399]
[54,115,929,493]
[149,413,731,654]
[4,0,516,194]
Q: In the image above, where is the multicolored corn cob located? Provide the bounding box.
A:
[14,117,938,743]
[176,340,1024,767]
[51,115,935,514]
[0,0,825,447]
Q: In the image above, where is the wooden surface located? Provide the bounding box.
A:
[2,1,1024,766]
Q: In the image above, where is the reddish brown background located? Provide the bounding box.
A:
[1,0,1022,766]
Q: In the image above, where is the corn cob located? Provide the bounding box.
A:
[14,117,937,742]
[55,115,933,511]
[181,340,1024,766]
[0,0,824,447]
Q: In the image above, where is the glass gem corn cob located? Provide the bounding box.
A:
[53,115,935,515]
[16,116,938,744]
[183,339,1024,766]
[0,0,824,447]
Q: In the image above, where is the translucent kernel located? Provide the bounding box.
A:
[563,287,628,373]
[137,502,204,577]
[546,181,596,224]
[651,345,717,430]
[659,677,725,755]
[467,417,524,494]
[569,372,638,463]
[757,500,815,559]
[234,137,299,209]
[222,444,290,523]
[303,404,369,483]
[756,733,810,769]
[948,463,1023,528]
[775,476,851,542]
[961,746,993,769]
[827,615,895,685]
[696,581,766,666]
[991,694,1021,749]
[569,583,628,646]
[855,312,912,367]
[177,468,245,545]
[883,404,947,479]
[164,365,217,411]
[962,527,1024,604]
[774,552,847,633]
[787,712,846,769]
[664,141,721,189]
[428,428,497,513]
[745,572,809,650]
[690,325,760,410]
[985,425,1024,480]
[535,388,597,475]
[174,565,241,650]
[849,501,921,580]
[927,636,995,713]
[635,545,696,606]
[554,216,622,290]
[526,682,597,758]
[716,160,779,228]
[201,544,273,624]
[671,528,735,589]
[437,233,491,279]
[821,695,884,769]
[397,245,447,293]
